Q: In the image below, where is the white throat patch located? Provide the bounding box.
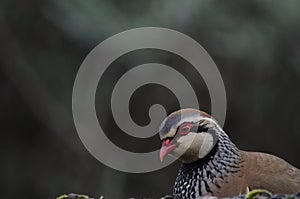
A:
[173,132,215,161]
[197,133,214,158]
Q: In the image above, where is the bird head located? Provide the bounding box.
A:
[159,108,220,163]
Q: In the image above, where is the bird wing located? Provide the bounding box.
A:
[241,151,300,194]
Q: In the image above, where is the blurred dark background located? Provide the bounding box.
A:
[1,0,300,198]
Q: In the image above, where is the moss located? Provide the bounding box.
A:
[56,195,68,199]
[55,191,300,199]
[246,189,272,199]
[56,193,92,199]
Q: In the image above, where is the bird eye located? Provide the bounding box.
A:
[179,124,192,135]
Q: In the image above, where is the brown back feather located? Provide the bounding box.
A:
[241,151,300,193]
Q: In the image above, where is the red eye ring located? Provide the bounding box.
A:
[179,123,193,135]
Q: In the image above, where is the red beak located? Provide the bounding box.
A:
[160,139,178,161]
